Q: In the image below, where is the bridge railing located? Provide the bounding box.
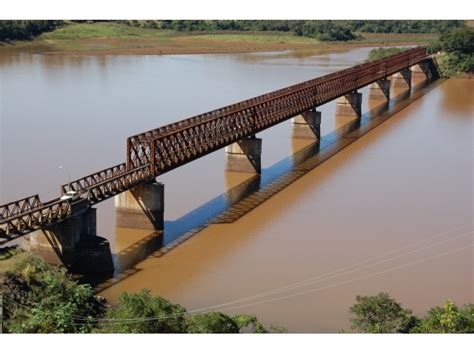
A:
[60,162,153,205]
[126,47,427,176]
[126,47,426,148]
[61,162,127,195]
[0,199,72,243]
[0,47,431,242]
[0,194,42,222]
[83,164,153,204]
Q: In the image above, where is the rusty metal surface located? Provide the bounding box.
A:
[0,199,71,243]
[0,47,429,243]
[128,47,427,175]
[60,163,127,195]
[0,194,42,222]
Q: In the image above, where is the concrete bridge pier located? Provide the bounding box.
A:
[368,79,391,101]
[25,200,95,253]
[225,136,262,174]
[291,110,321,140]
[336,91,362,117]
[411,62,432,80]
[115,181,164,230]
[23,200,113,273]
[392,69,412,88]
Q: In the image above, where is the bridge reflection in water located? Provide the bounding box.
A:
[91,75,438,290]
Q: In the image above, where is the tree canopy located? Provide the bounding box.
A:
[0,253,273,333]
[0,254,106,333]
[99,289,270,334]
[431,26,474,75]
[349,293,474,333]
[349,292,416,333]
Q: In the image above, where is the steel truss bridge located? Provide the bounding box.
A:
[0,47,430,244]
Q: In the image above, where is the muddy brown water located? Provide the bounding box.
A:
[0,47,472,332]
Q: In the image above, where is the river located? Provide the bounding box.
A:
[0,46,472,332]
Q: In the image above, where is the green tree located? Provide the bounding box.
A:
[0,20,63,41]
[438,27,474,54]
[349,292,417,333]
[410,300,474,333]
[186,312,240,333]
[232,314,268,333]
[100,289,188,333]
[100,289,273,333]
[1,254,106,333]
[432,26,474,76]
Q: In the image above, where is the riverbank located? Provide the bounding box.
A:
[0,22,437,56]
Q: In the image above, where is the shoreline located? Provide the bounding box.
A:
[0,31,436,57]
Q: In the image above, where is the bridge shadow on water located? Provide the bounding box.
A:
[91,77,444,292]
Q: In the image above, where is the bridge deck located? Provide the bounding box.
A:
[127,48,428,176]
[0,47,430,243]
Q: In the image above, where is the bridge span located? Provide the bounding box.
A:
[0,47,438,261]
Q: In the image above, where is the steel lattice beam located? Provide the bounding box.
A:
[0,47,430,243]
[127,47,428,176]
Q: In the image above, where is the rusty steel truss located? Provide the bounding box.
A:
[127,47,428,175]
[0,198,71,243]
[60,164,153,204]
[0,47,429,243]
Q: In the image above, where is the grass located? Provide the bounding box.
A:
[359,32,438,44]
[3,22,441,56]
[41,22,175,40]
[0,246,26,275]
[180,32,319,44]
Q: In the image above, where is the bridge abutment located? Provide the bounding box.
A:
[368,79,391,101]
[392,69,412,88]
[225,136,262,174]
[291,110,321,140]
[24,200,95,253]
[22,201,113,273]
[115,181,164,230]
[336,92,362,117]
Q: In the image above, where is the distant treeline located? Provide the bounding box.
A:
[120,20,466,41]
[367,27,474,76]
[0,20,467,43]
[0,20,63,41]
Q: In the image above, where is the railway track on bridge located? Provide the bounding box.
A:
[0,47,431,244]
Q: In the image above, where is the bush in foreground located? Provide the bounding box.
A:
[0,252,273,333]
[99,289,271,333]
[349,292,474,333]
[0,254,106,333]
[349,292,416,333]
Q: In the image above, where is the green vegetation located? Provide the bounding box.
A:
[349,292,474,333]
[1,20,467,44]
[430,27,474,76]
[345,20,465,34]
[367,47,409,61]
[184,33,317,44]
[41,22,173,40]
[410,301,474,333]
[0,254,106,333]
[99,289,187,333]
[119,20,465,42]
[98,289,270,333]
[367,27,474,76]
[349,293,417,333]
[0,253,273,333]
[0,20,63,41]
[0,246,23,274]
